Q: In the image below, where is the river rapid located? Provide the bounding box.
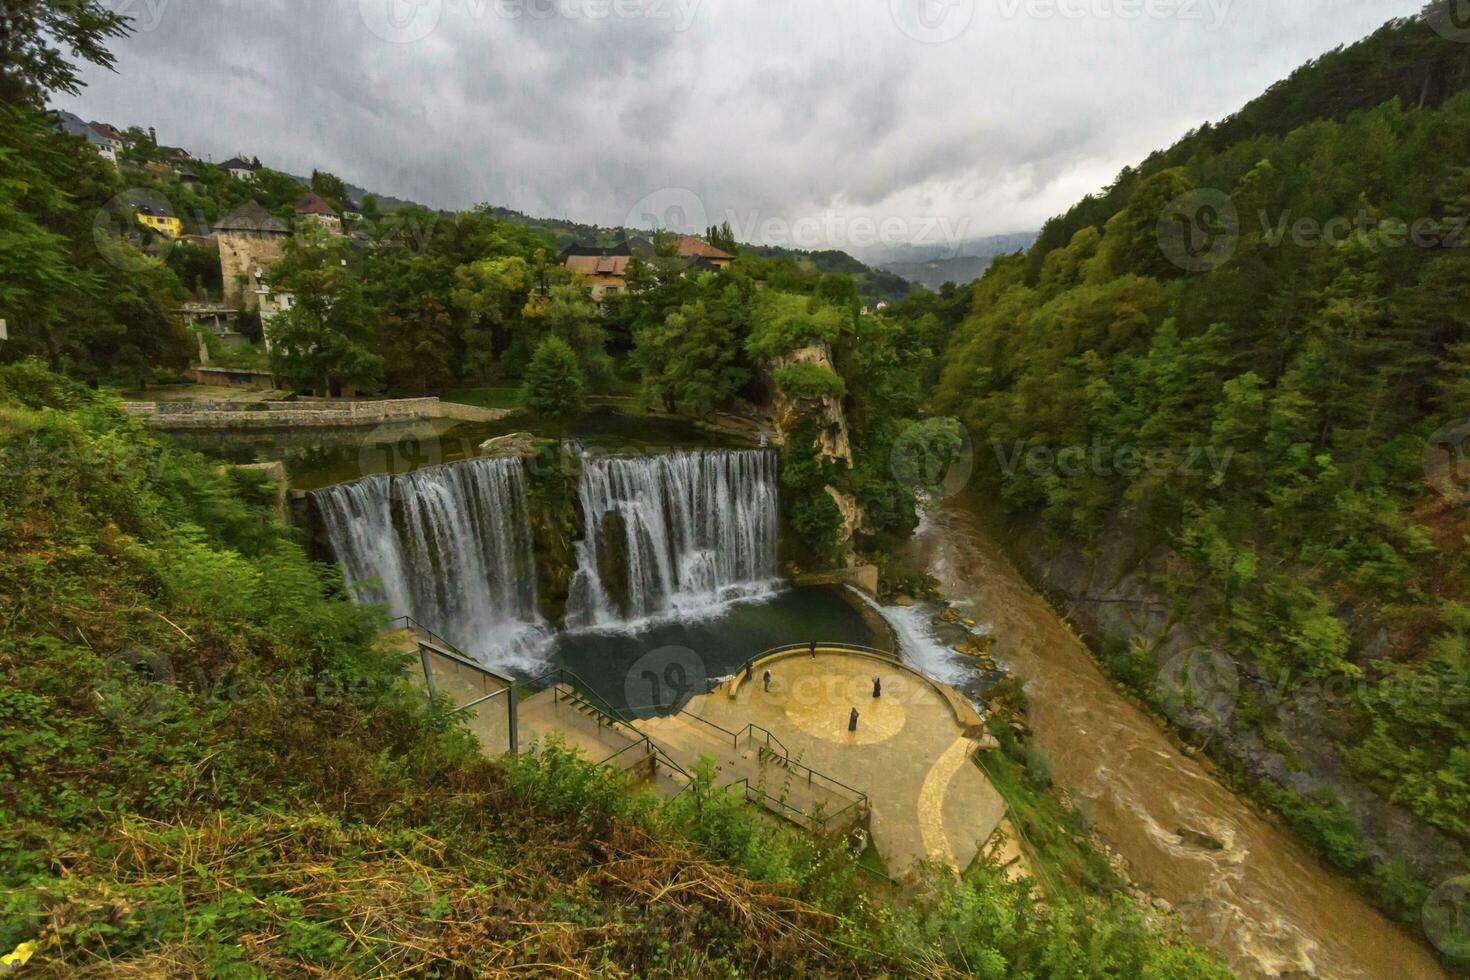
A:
[904,494,1447,980]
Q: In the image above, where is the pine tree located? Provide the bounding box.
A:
[521,335,586,425]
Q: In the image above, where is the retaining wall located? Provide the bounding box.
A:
[120,397,513,429]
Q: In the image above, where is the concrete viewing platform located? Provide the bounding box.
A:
[686,646,1007,872]
[388,624,1006,875]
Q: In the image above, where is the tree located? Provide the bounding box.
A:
[523,283,613,389]
[521,335,585,425]
[452,256,532,381]
[379,297,453,395]
[633,297,749,415]
[267,233,381,396]
[0,0,131,106]
[310,169,348,207]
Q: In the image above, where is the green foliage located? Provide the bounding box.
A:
[521,335,586,424]
[746,290,849,359]
[773,361,846,400]
[935,69,1470,848]
[378,296,454,394]
[266,231,382,395]
[0,0,130,106]
[633,297,750,416]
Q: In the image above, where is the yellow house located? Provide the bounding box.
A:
[134,206,182,238]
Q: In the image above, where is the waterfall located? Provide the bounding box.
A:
[566,449,781,629]
[311,457,549,666]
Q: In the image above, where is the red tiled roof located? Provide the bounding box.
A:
[295,193,338,217]
[566,254,630,277]
[675,236,733,260]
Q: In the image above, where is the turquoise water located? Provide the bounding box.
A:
[539,586,880,717]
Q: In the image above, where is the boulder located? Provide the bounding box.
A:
[1175,826,1226,851]
[893,595,915,607]
[479,432,538,457]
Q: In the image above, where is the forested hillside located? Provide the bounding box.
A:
[934,0,1470,922]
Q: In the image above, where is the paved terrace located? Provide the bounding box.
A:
[684,646,1007,872]
[386,625,1005,873]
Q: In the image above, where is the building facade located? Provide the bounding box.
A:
[215,202,290,312]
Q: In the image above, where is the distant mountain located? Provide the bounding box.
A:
[863,231,1038,289]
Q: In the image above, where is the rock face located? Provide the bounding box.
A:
[825,485,864,542]
[479,432,538,457]
[767,344,852,467]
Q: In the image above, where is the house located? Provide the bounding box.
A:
[215,201,290,311]
[88,121,125,155]
[340,198,363,223]
[221,157,260,182]
[157,145,192,164]
[177,170,202,187]
[54,111,116,165]
[294,194,343,235]
[257,286,295,352]
[563,233,733,298]
[675,235,734,269]
[565,252,632,299]
[131,199,182,238]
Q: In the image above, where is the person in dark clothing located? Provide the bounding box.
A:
[762,670,771,692]
[872,676,882,698]
[745,662,753,684]
[848,707,859,732]
[809,640,817,658]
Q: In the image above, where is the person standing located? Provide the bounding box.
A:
[848,707,859,732]
[809,640,817,658]
[763,670,772,693]
[872,676,882,698]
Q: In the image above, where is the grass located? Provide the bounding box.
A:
[439,386,523,409]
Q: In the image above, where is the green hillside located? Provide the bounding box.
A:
[935,0,1470,922]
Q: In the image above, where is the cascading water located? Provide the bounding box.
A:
[566,449,781,629]
[311,457,549,666]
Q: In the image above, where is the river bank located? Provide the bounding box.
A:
[905,493,1448,979]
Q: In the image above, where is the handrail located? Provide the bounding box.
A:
[527,666,693,782]
[385,614,463,655]
[738,722,790,758]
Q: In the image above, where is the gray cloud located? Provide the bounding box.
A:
[65,0,1426,254]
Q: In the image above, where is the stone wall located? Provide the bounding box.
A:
[185,366,277,390]
[218,228,288,311]
[120,397,514,429]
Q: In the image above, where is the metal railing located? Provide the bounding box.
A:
[385,614,463,657]
[527,666,692,783]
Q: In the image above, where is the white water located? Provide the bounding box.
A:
[311,457,551,668]
[850,588,981,688]
[566,449,781,630]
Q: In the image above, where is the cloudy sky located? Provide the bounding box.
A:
[60,0,1425,257]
